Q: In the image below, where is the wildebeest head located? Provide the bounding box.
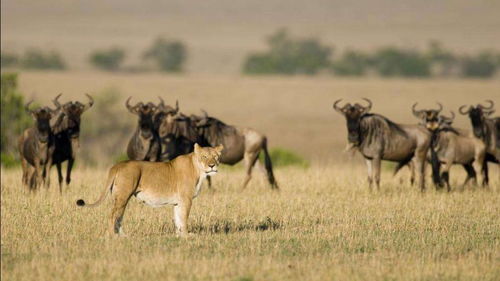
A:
[25,100,61,142]
[154,97,180,137]
[459,100,495,138]
[333,98,372,145]
[126,97,157,138]
[412,102,443,131]
[52,93,93,137]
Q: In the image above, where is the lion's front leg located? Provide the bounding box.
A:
[173,199,192,237]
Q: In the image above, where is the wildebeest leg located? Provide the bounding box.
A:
[66,158,74,186]
[242,151,260,189]
[173,199,192,237]
[473,156,485,188]
[441,162,452,192]
[21,157,29,188]
[373,157,381,190]
[33,159,43,190]
[43,157,53,189]
[414,157,426,192]
[462,164,476,187]
[482,161,489,187]
[56,162,64,192]
[408,161,415,186]
[365,159,373,189]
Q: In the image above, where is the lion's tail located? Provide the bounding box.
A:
[76,166,118,208]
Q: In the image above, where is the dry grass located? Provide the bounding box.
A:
[1,165,499,281]
[3,72,500,280]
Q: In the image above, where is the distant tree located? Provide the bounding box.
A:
[461,51,498,78]
[243,29,332,75]
[1,52,19,68]
[143,38,187,72]
[426,40,458,77]
[89,47,125,71]
[21,49,66,70]
[1,73,32,167]
[372,47,431,77]
[332,50,369,76]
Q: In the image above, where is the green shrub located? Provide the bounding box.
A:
[461,52,498,78]
[1,73,32,167]
[1,52,19,68]
[1,153,20,168]
[372,47,431,77]
[332,50,369,76]
[260,147,309,168]
[243,29,332,75]
[21,48,66,70]
[143,38,186,72]
[89,47,125,71]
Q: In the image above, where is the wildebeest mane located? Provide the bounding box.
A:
[200,117,236,146]
[360,113,407,141]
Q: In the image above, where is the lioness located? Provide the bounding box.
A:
[76,143,223,237]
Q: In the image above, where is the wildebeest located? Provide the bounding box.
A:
[192,110,279,189]
[419,111,487,190]
[126,97,161,161]
[411,103,478,188]
[18,100,61,190]
[154,98,207,161]
[333,98,431,191]
[156,99,278,189]
[50,94,93,192]
[459,100,499,161]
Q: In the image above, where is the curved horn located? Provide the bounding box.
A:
[333,99,344,113]
[83,93,94,111]
[435,102,443,113]
[441,111,455,122]
[158,96,165,109]
[478,100,494,110]
[458,105,471,115]
[412,102,422,118]
[362,98,372,112]
[175,100,179,113]
[125,96,136,113]
[52,93,62,108]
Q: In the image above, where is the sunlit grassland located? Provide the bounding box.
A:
[2,164,499,281]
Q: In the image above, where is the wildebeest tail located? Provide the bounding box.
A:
[262,137,278,189]
[76,166,118,208]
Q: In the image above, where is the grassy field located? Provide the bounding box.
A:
[2,72,500,280]
[1,165,499,281]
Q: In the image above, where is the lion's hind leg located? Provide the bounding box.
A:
[108,171,138,236]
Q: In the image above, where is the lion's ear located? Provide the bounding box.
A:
[216,144,224,154]
[194,143,201,154]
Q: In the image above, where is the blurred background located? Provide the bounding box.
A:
[2,0,500,168]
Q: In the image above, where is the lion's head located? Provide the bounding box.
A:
[193,143,223,176]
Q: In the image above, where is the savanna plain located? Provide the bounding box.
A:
[2,73,500,281]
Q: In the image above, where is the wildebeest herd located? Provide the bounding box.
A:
[334,99,499,191]
[18,95,278,192]
[18,95,498,193]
